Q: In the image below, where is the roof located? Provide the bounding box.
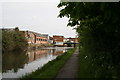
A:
[24,30,48,38]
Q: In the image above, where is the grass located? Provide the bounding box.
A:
[77,46,95,79]
[20,47,76,80]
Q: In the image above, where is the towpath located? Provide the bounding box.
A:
[56,48,79,78]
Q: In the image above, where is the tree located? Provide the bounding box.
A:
[2,27,28,52]
[58,2,120,78]
[2,30,15,51]
[14,27,19,31]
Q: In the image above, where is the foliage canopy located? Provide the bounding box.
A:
[58,2,120,78]
[2,27,28,52]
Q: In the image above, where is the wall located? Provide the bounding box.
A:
[24,31,48,45]
[35,36,48,44]
[53,35,64,46]
[24,31,36,44]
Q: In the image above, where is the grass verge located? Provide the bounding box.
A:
[20,47,76,80]
[77,46,95,79]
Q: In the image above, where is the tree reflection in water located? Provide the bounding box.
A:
[2,50,28,73]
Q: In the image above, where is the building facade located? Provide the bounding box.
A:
[23,31,36,44]
[53,35,64,46]
[23,31,48,45]
[66,38,78,43]
[48,36,53,44]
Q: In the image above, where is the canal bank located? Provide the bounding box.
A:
[20,47,76,79]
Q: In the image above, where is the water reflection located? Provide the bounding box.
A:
[2,50,28,73]
[2,47,72,78]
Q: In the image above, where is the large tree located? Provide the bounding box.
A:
[58,2,120,78]
[2,27,28,52]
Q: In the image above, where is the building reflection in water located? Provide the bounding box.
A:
[27,49,65,63]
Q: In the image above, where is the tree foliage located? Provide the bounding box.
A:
[2,27,28,52]
[58,2,120,78]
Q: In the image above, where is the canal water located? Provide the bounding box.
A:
[2,47,72,78]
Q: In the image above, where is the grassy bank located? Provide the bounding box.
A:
[21,47,76,79]
[78,46,95,78]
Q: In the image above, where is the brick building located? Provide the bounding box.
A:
[53,35,64,46]
[23,31,36,44]
[35,35,48,44]
[23,31,48,45]
[66,38,78,43]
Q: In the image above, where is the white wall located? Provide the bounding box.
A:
[55,42,63,45]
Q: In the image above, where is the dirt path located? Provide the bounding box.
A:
[56,48,79,78]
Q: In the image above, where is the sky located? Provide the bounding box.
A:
[0,0,77,38]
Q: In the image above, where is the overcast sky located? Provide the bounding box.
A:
[1,0,77,38]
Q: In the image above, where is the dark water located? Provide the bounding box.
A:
[2,47,72,78]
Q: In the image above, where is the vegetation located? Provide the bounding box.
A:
[21,48,76,79]
[58,2,120,78]
[2,27,28,52]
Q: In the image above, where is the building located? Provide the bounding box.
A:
[66,37,78,43]
[48,36,53,44]
[35,35,48,44]
[63,37,79,47]
[64,38,69,43]
[34,32,48,44]
[53,35,64,46]
[74,38,79,43]
[41,34,49,39]
[23,31,48,45]
[23,31,36,44]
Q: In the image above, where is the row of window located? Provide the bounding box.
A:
[36,38,47,41]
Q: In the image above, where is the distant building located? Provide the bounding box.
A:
[74,38,79,43]
[53,35,64,46]
[64,38,69,43]
[41,34,49,39]
[2,28,78,47]
[34,32,48,44]
[23,31,36,44]
[22,31,48,45]
[48,36,53,44]
[35,36,48,44]
[66,37,78,43]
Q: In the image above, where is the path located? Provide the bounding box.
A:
[56,48,79,78]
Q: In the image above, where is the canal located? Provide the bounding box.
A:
[2,47,72,78]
